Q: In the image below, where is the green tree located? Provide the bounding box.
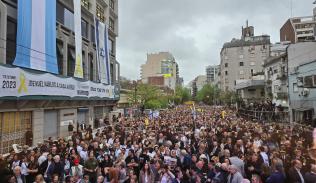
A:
[196,84,220,105]
[173,86,191,104]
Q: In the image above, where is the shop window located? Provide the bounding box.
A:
[0,112,32,154]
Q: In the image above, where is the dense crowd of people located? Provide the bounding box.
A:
[0,105,315,183]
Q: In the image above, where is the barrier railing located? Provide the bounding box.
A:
[237,108,289,123]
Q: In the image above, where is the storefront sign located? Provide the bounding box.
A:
[0,65,119,99]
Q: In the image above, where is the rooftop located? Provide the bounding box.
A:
[222,35,270,49]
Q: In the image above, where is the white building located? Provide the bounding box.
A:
[220,23,270,91]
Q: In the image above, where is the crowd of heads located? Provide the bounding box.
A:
[0,105,315,183]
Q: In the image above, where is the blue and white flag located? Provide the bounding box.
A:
[95,18,111,85]
[13,0,58,74]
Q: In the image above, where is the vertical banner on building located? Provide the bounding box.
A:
[95,18,111,85]
[73,0,83,78]
[13,0,58,74]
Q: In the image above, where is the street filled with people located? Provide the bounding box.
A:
[0,105,315,183]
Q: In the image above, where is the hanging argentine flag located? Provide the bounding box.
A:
[95,18,111,85]
[13,0,58,74]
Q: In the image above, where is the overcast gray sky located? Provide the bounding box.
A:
[117,0,314,84]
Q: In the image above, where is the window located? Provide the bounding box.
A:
[304,76,313,88]
[90,25,95,42]
[96,4,105,22]
[251,69,254,76]
[239,55,244,59]
[274,69,278,74]
[110,0,115,10]
[6,18,17,65]
[81,19,88,39]
[225,63,228,67]
[110,63,114,83]
[225,71,228,75]
[250,61,255,66]
[109,18,115,31]
[67,47,75,77]
[239,70,244,75]
[57,43,63,75]
[89,53,94,81]
[64,9,74,31]
[81,0,90,9]
[109,39,114,55]
[239,62,244,66]
[293,83,298,93]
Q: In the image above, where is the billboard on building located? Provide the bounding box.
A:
[0,65,118,99]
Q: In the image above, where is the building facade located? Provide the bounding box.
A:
[206,65,220,85]
[288,42,316,124]
[280,11,316,43]
[220,24,270,91]
[0,0,120,153]
[141,52,179,90]
[187,75,207,98]
[263,42,290,108]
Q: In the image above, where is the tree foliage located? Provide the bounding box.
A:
[173,86,191,104]
[127,84,169,109]
[195,84,240,105]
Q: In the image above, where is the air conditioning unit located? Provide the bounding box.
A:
[301,88,310,97]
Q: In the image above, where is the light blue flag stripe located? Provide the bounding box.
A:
[45,0,58,74]
[14,0,32,68]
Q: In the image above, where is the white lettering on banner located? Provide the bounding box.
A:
[0,65,119,99]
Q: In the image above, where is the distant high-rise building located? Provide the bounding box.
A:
[141,52,179,90]
[206,65,220,84]
[220,23,270,91]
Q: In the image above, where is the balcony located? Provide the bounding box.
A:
[274,86,288,94]
[236,80,265,90]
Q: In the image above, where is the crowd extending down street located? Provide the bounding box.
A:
[1,105,316,183]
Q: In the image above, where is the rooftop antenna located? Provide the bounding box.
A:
[290,0,293,17]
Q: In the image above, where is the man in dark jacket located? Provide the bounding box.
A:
[305,164,316,183]
[287,160,305,183]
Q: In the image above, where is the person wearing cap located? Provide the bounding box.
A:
[71,158,84,179]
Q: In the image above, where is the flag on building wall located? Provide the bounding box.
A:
[13,0,58,74]
[95,18,111,85]
[73,0,83,78]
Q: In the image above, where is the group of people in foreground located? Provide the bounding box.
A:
[0,105,315,183]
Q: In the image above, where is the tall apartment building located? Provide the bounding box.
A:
[0,0,119,153]
[280,8,316,43]
[141,52,179,90]
[220,23,270,91]
[206,65,220,85]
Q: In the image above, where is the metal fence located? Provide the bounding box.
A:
[237,109,289,123]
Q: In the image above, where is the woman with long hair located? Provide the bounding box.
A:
[139,163,154,183]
